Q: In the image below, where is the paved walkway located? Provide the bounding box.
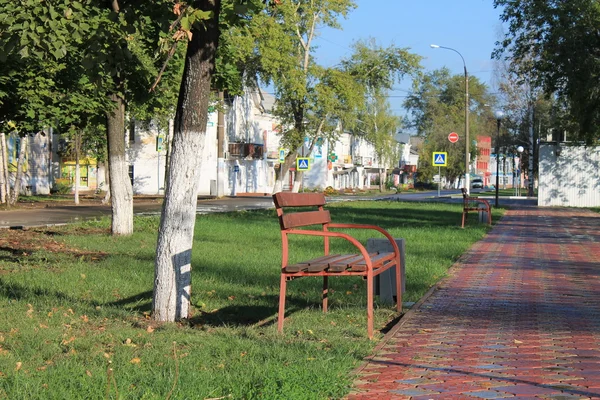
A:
[350,206,600,400]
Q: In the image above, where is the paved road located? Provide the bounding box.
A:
[349,205,600,399]
[0,191,536,229]
[0,196,275,228]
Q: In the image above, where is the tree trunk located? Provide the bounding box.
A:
[106,94,133,235]
[273,153,296,193]
[9,135,28,206]
[102,162,111,204]
[292,170,303,192]
[74,131,81,205]
[153,0,221,322]
[0,132,7,204]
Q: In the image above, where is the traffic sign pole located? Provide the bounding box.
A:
[438,166,441,197]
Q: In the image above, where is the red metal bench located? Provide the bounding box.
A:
[273,192,402,339]
[461,188,492,228]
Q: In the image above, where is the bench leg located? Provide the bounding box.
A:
[395,261,402,312]
[322,276,328,313]
[277,274,287,334]
[487,207,492,225]
[366,273,374,339]
[462,211,467,228]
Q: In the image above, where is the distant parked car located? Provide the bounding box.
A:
[471,178,484,189]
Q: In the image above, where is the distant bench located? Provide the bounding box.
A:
[461,188,492,228]
[273,192,403,339]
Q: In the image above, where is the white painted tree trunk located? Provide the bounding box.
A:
[74,131,81,205]
[102,162,111,204]
[153,0,220,322]
[153,129,205,321]
[272,178,283,194]
[9,135,28,205]
[0,132,7,204]
[106,94,133,235]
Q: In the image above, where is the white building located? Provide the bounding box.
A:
[10,88,405,197]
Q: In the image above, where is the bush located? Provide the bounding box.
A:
[324,186,337,196]
[51,178,72,195]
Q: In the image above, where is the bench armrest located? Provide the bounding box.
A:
[285,228,398,272]
[465,197,491,207]
[327,222,401,256]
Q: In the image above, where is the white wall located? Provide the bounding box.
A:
[538,144,600,207]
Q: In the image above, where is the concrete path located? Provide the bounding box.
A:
[350,206,600,399]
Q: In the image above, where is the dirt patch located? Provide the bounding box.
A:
[5,195,163,211]
[0,227,109,265]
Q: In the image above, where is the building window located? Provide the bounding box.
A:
[128,165,134,187]
[129,119,136,144]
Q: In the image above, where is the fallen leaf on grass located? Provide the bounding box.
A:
[61,337,75,345]
[15,362,22,371]
[130,358,141,364]
[86,370,92,377]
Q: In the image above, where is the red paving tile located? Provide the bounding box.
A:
[348,207,600,399]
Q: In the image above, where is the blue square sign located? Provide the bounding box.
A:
[432,152,447,167]
[296,157,310,171]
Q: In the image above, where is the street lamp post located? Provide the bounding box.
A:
[494,110,504,208]
[430,44,470,193]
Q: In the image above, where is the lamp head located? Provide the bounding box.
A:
[494,110,505,120]
[517,146,524,153]
[430,44,440,48]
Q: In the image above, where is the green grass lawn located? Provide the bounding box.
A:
[0,200,502,399]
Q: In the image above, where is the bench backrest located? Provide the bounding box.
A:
[273,192,331,230]
[461,188,469,205]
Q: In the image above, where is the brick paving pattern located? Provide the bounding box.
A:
[349,206,600,399]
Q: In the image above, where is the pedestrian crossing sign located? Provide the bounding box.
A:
[432,152,447,167]
[297,157,310,171]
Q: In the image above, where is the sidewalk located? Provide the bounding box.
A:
[349,206,600,400]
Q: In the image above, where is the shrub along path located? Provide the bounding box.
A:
[349,206,600,399]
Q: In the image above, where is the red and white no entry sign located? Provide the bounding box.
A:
[448,132,459,143]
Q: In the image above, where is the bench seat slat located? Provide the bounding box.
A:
[327,254,371,272]
[285,254,344,273]
[347,252,396,272]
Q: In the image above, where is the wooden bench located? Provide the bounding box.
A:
[461,188,492,228]
[273,192,402,339]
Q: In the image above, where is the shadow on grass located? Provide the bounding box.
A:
[0,278,332,329]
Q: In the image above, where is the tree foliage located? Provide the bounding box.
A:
[342,39,421,190]
[248,0,359,191]
[493,0,600,144]
[0,0,184,226]
[404,68,497,184]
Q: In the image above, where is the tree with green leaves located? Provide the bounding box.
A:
[152,0,270,322]
[493,0,600,144]
[248,0,360,192]
[342,39,421,191]
[404,68,496,186]
[0,0,182,232]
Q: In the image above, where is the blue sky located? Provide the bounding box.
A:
[312,0,505,115]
